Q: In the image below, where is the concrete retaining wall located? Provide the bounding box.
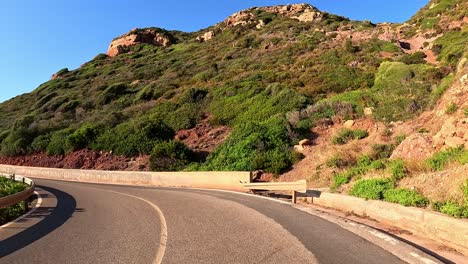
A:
[0,165,251,192]
[309,191,468,254]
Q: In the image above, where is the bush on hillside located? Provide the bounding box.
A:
[370,144,395,160]
[350,178,394,200]
[426,146,466,171]
[433,201,468,218]
[383,188,429,207]
[46,129,73,155]
[150,140,194,171]
[372,62,443,121]
[202,117,299,174]
[92,119,174,156]
[388,159,407,180]
[97,83,129,105]
[65,124,100,152]
[399,51,427,65]
[1,116,36,156]
[31,134,51,153]
[332,128,368,145]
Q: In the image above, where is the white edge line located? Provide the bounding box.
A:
[0,191,43,229]
[182,187,292,205]
[75,186,168,264]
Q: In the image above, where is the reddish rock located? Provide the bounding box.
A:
[107,28,172,57]
[391,133,434,161]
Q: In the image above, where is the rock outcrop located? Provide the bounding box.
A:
[196,31,215,42]
[107,28,172,57]
[224,4,323,28]
[391,133,434,161]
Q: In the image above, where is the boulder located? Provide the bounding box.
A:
[299,139,312,146]
[343,120,355,128]
[444,137,465,148]
[364,107,374,116]
[196,31,215,42]
[390,133,434,161]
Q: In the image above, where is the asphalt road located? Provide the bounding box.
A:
[0,179,406,264]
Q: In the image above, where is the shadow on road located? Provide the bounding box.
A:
[0,185,81,258]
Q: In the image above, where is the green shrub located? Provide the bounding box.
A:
[383,188,429,207]
[350,178,394,200]
[370,160,386,170]
[179,88,208,104]
[445,102,458,114]
[31,134,51,153]
[55,68,69,77]
[388,159,407,180]
[97,83,128,105]
[134,84,160,102]
[370,144,395,160]
[47,129,73,155]
[372,62,442,121]
[399,52,427,65]
[426,146,466,171]
[92,119,174,156]
[332,128,368,145]
[202,117,297,174]
[150,140,194,171]
[460,151,468,165]
[326,155,348,168]
[418,128,429,133]
[462,180,468,204]
[93,53,109,61]
[330,155,386,189]
[434,201,468,218]
[66,124,99,152]
[1,116,36,156]
[332,173,351,190]
[394,134,406,145]
[357,155,372,167]
[432,30,468,68]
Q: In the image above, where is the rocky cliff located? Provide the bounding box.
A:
[107,28,173,57]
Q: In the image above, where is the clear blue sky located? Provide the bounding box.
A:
[0,0,428,103]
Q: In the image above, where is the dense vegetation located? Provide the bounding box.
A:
[339,146,468,218]
[0,176,29,224]
[0,1,466,174]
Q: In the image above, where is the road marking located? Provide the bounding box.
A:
[183,187,292,205]
[73,185,168,264]
[368,230,399,246]
[410,252,438,264]
[0,191,43,230]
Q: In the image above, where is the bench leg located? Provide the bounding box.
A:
[292,191,297,204]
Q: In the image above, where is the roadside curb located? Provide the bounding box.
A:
[300,190,468,255]
[292,203,446,264]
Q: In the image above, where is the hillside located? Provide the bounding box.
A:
[0,1,467,215]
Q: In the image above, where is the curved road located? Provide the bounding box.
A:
[0,179,408,264]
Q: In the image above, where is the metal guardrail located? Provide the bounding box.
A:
[0,174,35,209]
[243,180,307,203]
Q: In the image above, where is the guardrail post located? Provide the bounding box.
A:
[292,191,297,204]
